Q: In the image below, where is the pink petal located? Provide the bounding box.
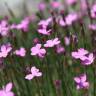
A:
[1,45,6,52]
[25,74,34,80]
[83,82,89,88]
[31,66,37,73]
[5,82,13,92]
[40,49,46,54]
[80,74,86,82]
[6,92,14,96]
[35,72,42,77]
[76,85,80,90]
[74,77,80,83]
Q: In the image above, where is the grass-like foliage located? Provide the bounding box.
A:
[0,0,96,96]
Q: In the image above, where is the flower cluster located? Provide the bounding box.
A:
[72,48,94,65]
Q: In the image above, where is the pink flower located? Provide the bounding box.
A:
[59,18,66,27]
[91,4,96,18]
[74,74,89,90]
[0,82,14,96]
[33,38,39,44]
[38,17,52,28]
[38,2,46,11]
[16,18,29,32]
[14,47,26,57]
[38,29,52,35]
[0,20,9,36]
[59,13,78,26]
[38,17,52,35]
[11,18,30,32]
[81,53,94,65]
[80,0,87,11]
[25,66,42,80]
[72,48,94,65]
[64,37,70,46]
[0,44,12,58]
[56,44,65,54]
[51,1,61,9]
[44,38,60,47]
[89,24,96,30]
[71,48,89,60]
[31,44,46,58]
[65,13,78,25]
[66,0,77,5]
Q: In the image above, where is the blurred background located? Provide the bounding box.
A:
[0,0,62,17]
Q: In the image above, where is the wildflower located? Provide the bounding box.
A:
[38,17,52,35]
[89,24,96,30]
[16,18,29,32]
[38,29,52,35]
[31,44,46,58]
[51,1,61,9]
[66,0,77,5]
[59,18,66,27]
[0,20,9,36]
[71,48,88,60]
[80,0,87,11]
[74,74,89,90]
[64,36,70,46]
[14,47,26,57]
[81,53,94,65]
[44,38,60,47]
[91,4,96,18]
[33,38,39,44]
[0,43,12,58]
[59,13,78,26]
[0,82,14,96]
[11,18,30,32]
[38,2,46,11]
[65,13,78,25]
[25,66,42,80]
[56,44,65,54]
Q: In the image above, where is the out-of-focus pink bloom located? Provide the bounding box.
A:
[10,24,17,29]
[33,38,39,44]
[51,1,61,9]
[71,48,89,60]
[31,44,46,58]
[16,18,29,32]
[30,14,37,22]
[14,47,26,57]
[81,53,94,65]
[72,48,94,65]
[89,24,96,30]
[38,29,52,35]
[66,0,77,5]
[38,2,46,11]
[59,18,66,27]
[44,38,60,47]
[0,43,12,58]
[38,17,52,28]
[11,18,30,32]
[65,13,78,25]
[64,37,70,46]
[0,20,9,36]
[91,4,96,18]
[59,13,78,26]
[56,44,65,54]
[74,74,89,90]
[80,0,87,11]
[25,66,42,80]
[38,17,52,35]
[0,82,14,96]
